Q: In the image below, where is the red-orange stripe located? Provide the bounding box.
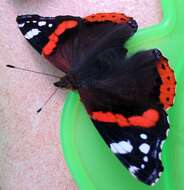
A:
[156,56,176,109]
[85,13,131,24]
[91,109,159,128]
[92,112,129,126]
[42,20,78,56]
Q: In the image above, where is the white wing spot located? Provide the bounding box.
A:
[18,23,25,28]
[167,116,170,123]
[141,164,145,169]
[151,178,159,186]
[31,28,40,36]
[155,178,160,184]
[26,20,30,23]
[110,140,133,154]
[166,128,170,136]
[159,152,162,160]
[139,143,150,154]
[38,21,46,26]
[24,31,33,39]
[129,166,139,176]
[48,23,53,27]
[33,20,37,23]
[24,28,41,40]
[160,140,165,149]
[159,172,162,177]
[140,133,148,140]
[143,156,148,162]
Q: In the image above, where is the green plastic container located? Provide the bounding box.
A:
[60,0,184,189]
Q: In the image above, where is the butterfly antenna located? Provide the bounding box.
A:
[6,64,60,79]
[37,88,58,113]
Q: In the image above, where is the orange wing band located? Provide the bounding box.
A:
[91,109,159,128]
[42,20,78,56]
[85,13,131,24]
[157,56,176,110]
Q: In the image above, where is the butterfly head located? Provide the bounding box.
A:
[54,73,81,90]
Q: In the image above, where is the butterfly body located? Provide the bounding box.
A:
[16,13,176,186]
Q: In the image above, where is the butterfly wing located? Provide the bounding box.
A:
[79,49,176,112]
[78,49,176,186]
[92,106,169,186]
[16,13,138,73]
[16,14,82,72]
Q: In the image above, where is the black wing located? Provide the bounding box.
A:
[92,106,169,186]
[79,49,172,186]
[16,13,137,73]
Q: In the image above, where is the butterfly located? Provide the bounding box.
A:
[16,12,176,186]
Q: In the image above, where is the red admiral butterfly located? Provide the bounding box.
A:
[15,13,176,186]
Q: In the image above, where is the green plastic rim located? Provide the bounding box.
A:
[60,0,184,189]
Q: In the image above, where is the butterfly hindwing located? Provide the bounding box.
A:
[92,106,169,186]
[78,48,174,186]
[79,49,162,112]
[79,49,176,112]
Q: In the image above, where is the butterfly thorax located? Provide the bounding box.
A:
[54,73,81,90]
